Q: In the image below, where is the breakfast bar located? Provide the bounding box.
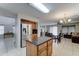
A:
[26,36,53,56]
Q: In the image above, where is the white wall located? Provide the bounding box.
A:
[75,23,79,32]
[0,7,16,18]
[40,22,57,26]
[15,16,20,48]
[0,7,16,34]
[4,25,13,33]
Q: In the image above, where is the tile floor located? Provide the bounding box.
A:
[2,48,26,56]
[53,38,79,56]
[1,37,79,56]
[0,35,16,55]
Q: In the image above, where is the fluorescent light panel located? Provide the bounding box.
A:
[30,3,49,13]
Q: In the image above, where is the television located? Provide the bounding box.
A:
[32,29,37,34]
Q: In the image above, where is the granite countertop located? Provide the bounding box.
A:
[28,36,52,45]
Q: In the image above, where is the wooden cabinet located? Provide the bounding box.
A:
[32,23,37,29]
[38,49,47,56]
[48,40,52,56]
[26,39,53,56]
[26,41,37,56]
[38,42,47,50]
[38,42,47,56]
[32,34,37,40]
[26,42,31,56]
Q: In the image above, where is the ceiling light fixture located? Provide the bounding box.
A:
[59,14,72,24]
[60,20,63,23]
[68,18,71,22]
[30,3,49,13]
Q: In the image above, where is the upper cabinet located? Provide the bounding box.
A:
[32,22,37,29]
[21,19,37,29]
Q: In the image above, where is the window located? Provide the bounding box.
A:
[62,27,68,34]
[49,26,58,35]
[68,27,75,33]
[0,26,4,34]
[13,26,15,33]
[62,26,75,34]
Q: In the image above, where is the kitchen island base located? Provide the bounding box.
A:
[26,37,53,56]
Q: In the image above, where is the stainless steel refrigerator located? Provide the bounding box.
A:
[21,23,32,48]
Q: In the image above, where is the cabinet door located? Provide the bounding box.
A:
[38,43,47,50]
[26,41,37,56]
[30,44,37,56]
[32,23,37,29]
[38,42,48,56]
[39,49,47,56]
[48,40,53,56]
[26,42,31,56]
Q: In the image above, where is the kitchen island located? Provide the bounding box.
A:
[26,36,53,56]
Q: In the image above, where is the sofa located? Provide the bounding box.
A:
[64,34,72,39]
[72,32,79,44]
[45,32,53,38]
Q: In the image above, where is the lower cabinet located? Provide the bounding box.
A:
[26,42,37,56]
[38,49,47,56]
[26,42,30,56]
[38,42,47,56]
[26,39,53,56]
[48,40,52,56]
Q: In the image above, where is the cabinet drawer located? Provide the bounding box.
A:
[38,46,47,54]
[38,49,47,56]
[38,42,47,50]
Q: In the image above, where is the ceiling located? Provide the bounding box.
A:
[0,16,15,25]
[0,3,79,23]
